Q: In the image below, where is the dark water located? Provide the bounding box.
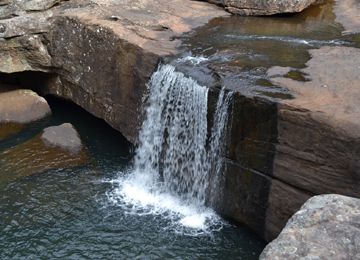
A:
[0,97,265,259]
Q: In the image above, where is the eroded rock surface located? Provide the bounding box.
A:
[217,45,360,242]
[334,0,360,34]
[41,123,82,154]
[267,46,360,239]
[260,195,360,260]
[0,0,228,143]
[205,0,323,15]
[0,89,51,123]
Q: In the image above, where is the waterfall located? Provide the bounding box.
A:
[134,64,209,204]
[207,88,233,207]
[108,64,233,234]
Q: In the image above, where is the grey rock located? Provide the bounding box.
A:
[41,123,82,154]
[260,194,360,260]
[205,0,323,16]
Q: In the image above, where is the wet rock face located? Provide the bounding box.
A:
[0,89,51,124]
[41,123,82,154]
[220,46,360,242]
[205,0,323,15]
[260,195,360,260]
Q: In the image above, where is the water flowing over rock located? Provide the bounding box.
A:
[134,64,209,203]
[260,195,360,260]
[134,64,233,205]
[204,0,323,16]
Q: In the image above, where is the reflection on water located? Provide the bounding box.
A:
[0,134,88,183]
[0,123,23,141]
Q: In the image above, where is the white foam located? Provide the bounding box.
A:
[106,171,224,236]
[225,34,348,46]
[177,55,209,65]
[105,65,232,236]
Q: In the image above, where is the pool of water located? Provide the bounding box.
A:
[173,0,360,99]
[0,97,265,259]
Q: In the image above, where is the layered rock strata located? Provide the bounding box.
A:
[219,46,360,241]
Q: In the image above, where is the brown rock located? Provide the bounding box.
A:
[220,46,360,241]
[270,46,360,197]
[0,89,51,124]
[0,0,228,143]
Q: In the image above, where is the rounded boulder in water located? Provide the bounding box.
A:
[41,123,82,154]
[0,89,51,124]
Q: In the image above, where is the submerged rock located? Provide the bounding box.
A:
[0,89,51,124]
[41,123,82,154]
[0,125,88,183]
[205,0,323,16]
[260,194,360,259]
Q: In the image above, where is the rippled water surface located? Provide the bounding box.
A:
[0,98,265,259]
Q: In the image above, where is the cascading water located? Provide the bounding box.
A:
[207,88,233,207]
[108,64,233,235]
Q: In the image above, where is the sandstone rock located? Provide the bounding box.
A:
[260,194,360,260]
[269,46,360,197]
[334,0,360,34]
[0,0,228,143]
[41,123,82,154]
[0,0,65,19]
[217,45,360,242]
[0,89,51,124]
[205,0,323,16]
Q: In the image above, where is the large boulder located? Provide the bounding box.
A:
[205,0,323,16]
[0,89,51,124]
[260,194,360,259]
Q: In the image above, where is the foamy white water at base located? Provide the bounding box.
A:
[105,171,225,236]
[105,65,233,236]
